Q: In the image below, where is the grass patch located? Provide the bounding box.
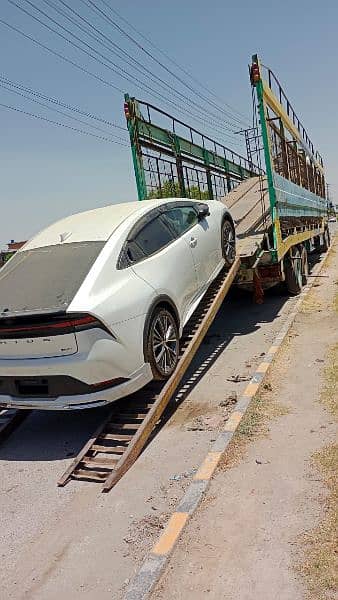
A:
[300,290,323,314]
[297,444,338,600]
[334,289,338,313]
[321,343,338,417]
[220,383,289,469]
[298,292,337,599]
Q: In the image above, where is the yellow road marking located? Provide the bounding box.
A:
[152,512,188,555]
[224,411,243,432]
[256,362,270,374]
[243,382,260,397]
[194,451,222,481]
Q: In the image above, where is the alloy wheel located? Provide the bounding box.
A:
[151,310,179,377]
[222,219,236,267]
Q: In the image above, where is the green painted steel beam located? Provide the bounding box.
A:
[137,120,253,180]
[252,54,278,257]
[124,94,147,200]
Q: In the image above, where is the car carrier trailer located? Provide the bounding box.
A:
[1,55,330,491]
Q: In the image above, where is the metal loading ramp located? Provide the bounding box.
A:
[57,179,271,492]
[58,259,240,492]
[222,176,270,258]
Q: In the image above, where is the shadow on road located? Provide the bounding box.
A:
[0,251,325,463]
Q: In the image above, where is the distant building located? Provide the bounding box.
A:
[0,240,27,268]
[7,240,26,252]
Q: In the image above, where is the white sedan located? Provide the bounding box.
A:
[0,198,235,410]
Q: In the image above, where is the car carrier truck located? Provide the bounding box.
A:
[124,54,329,301]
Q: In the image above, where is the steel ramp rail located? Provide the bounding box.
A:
[57,258,240,492]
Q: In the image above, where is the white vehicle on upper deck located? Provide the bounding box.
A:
[0,198,235,410]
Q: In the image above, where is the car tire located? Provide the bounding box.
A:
[145,307,179,380]
[221,218,236,269]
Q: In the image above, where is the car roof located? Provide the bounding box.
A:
[23,197,198,250]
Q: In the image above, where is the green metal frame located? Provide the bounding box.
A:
[124,94,259,201]
[251,54,328,263]
[254,67,279,256]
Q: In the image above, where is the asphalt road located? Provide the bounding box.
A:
[0,250,328,600]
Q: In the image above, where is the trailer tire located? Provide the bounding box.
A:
[284,247,303,295]
[321,228,330,252]
[300,244,309,285]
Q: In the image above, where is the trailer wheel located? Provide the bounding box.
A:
[321,228,330,252]
[300,245,309,285]
[145,307,179,380]
[284,247,302,295]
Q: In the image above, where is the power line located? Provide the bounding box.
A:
[0,101,129,145]
[104,2,249,123]
[0,81,128,142]
[50,0,243,133]
[1,10,243,147]
[84,0,249,128]
[17,0,242,136]
[0,74,126,131]
[0,18,125,94]
[0,16,244,149]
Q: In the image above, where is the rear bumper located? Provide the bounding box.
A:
[0,364,153,410]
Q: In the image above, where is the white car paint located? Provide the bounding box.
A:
[0,197,234,409]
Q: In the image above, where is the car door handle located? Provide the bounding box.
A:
[190,237,197,248]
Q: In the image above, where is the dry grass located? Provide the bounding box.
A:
[321,343,338,417]
[300,289,323,314]
[297,291,338,599]
[220,379,289,470]
[297,444,338,600]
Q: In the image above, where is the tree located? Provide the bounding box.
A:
[147,179,210,201]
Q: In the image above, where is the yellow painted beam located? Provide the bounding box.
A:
[277,224,325,261]
[262,81,324,175]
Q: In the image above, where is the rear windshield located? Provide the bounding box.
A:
[0,242,104,316]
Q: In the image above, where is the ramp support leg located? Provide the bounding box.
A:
[253,269,264,304]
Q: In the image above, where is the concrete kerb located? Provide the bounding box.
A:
[124,239,335,600]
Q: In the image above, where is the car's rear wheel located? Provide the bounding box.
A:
[145,307,179,380]
[221,218,236,268]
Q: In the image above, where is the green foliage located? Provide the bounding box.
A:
[147,179,210,201]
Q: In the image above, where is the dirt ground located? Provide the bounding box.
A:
[0,239,336,600]
[152,240,338,600]
[0,253,300,600]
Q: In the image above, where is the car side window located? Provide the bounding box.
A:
[132,215,175,258]
[163,206,198,237]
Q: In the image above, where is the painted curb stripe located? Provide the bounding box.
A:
[194,451,222,481]
[223,410,243,431]
[152,512,188,556]
[243,382,260,397]
[124,238,336,600]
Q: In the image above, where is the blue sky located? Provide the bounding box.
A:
[1,0,337,248]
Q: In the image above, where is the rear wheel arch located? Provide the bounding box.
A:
[143,296,180,359]
[143,298,180,380]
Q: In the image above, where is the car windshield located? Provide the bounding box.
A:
[0,241,104,316]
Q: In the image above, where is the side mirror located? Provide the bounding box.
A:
[197,203,210,220]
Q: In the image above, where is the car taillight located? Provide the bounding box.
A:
[0,313,109,339]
